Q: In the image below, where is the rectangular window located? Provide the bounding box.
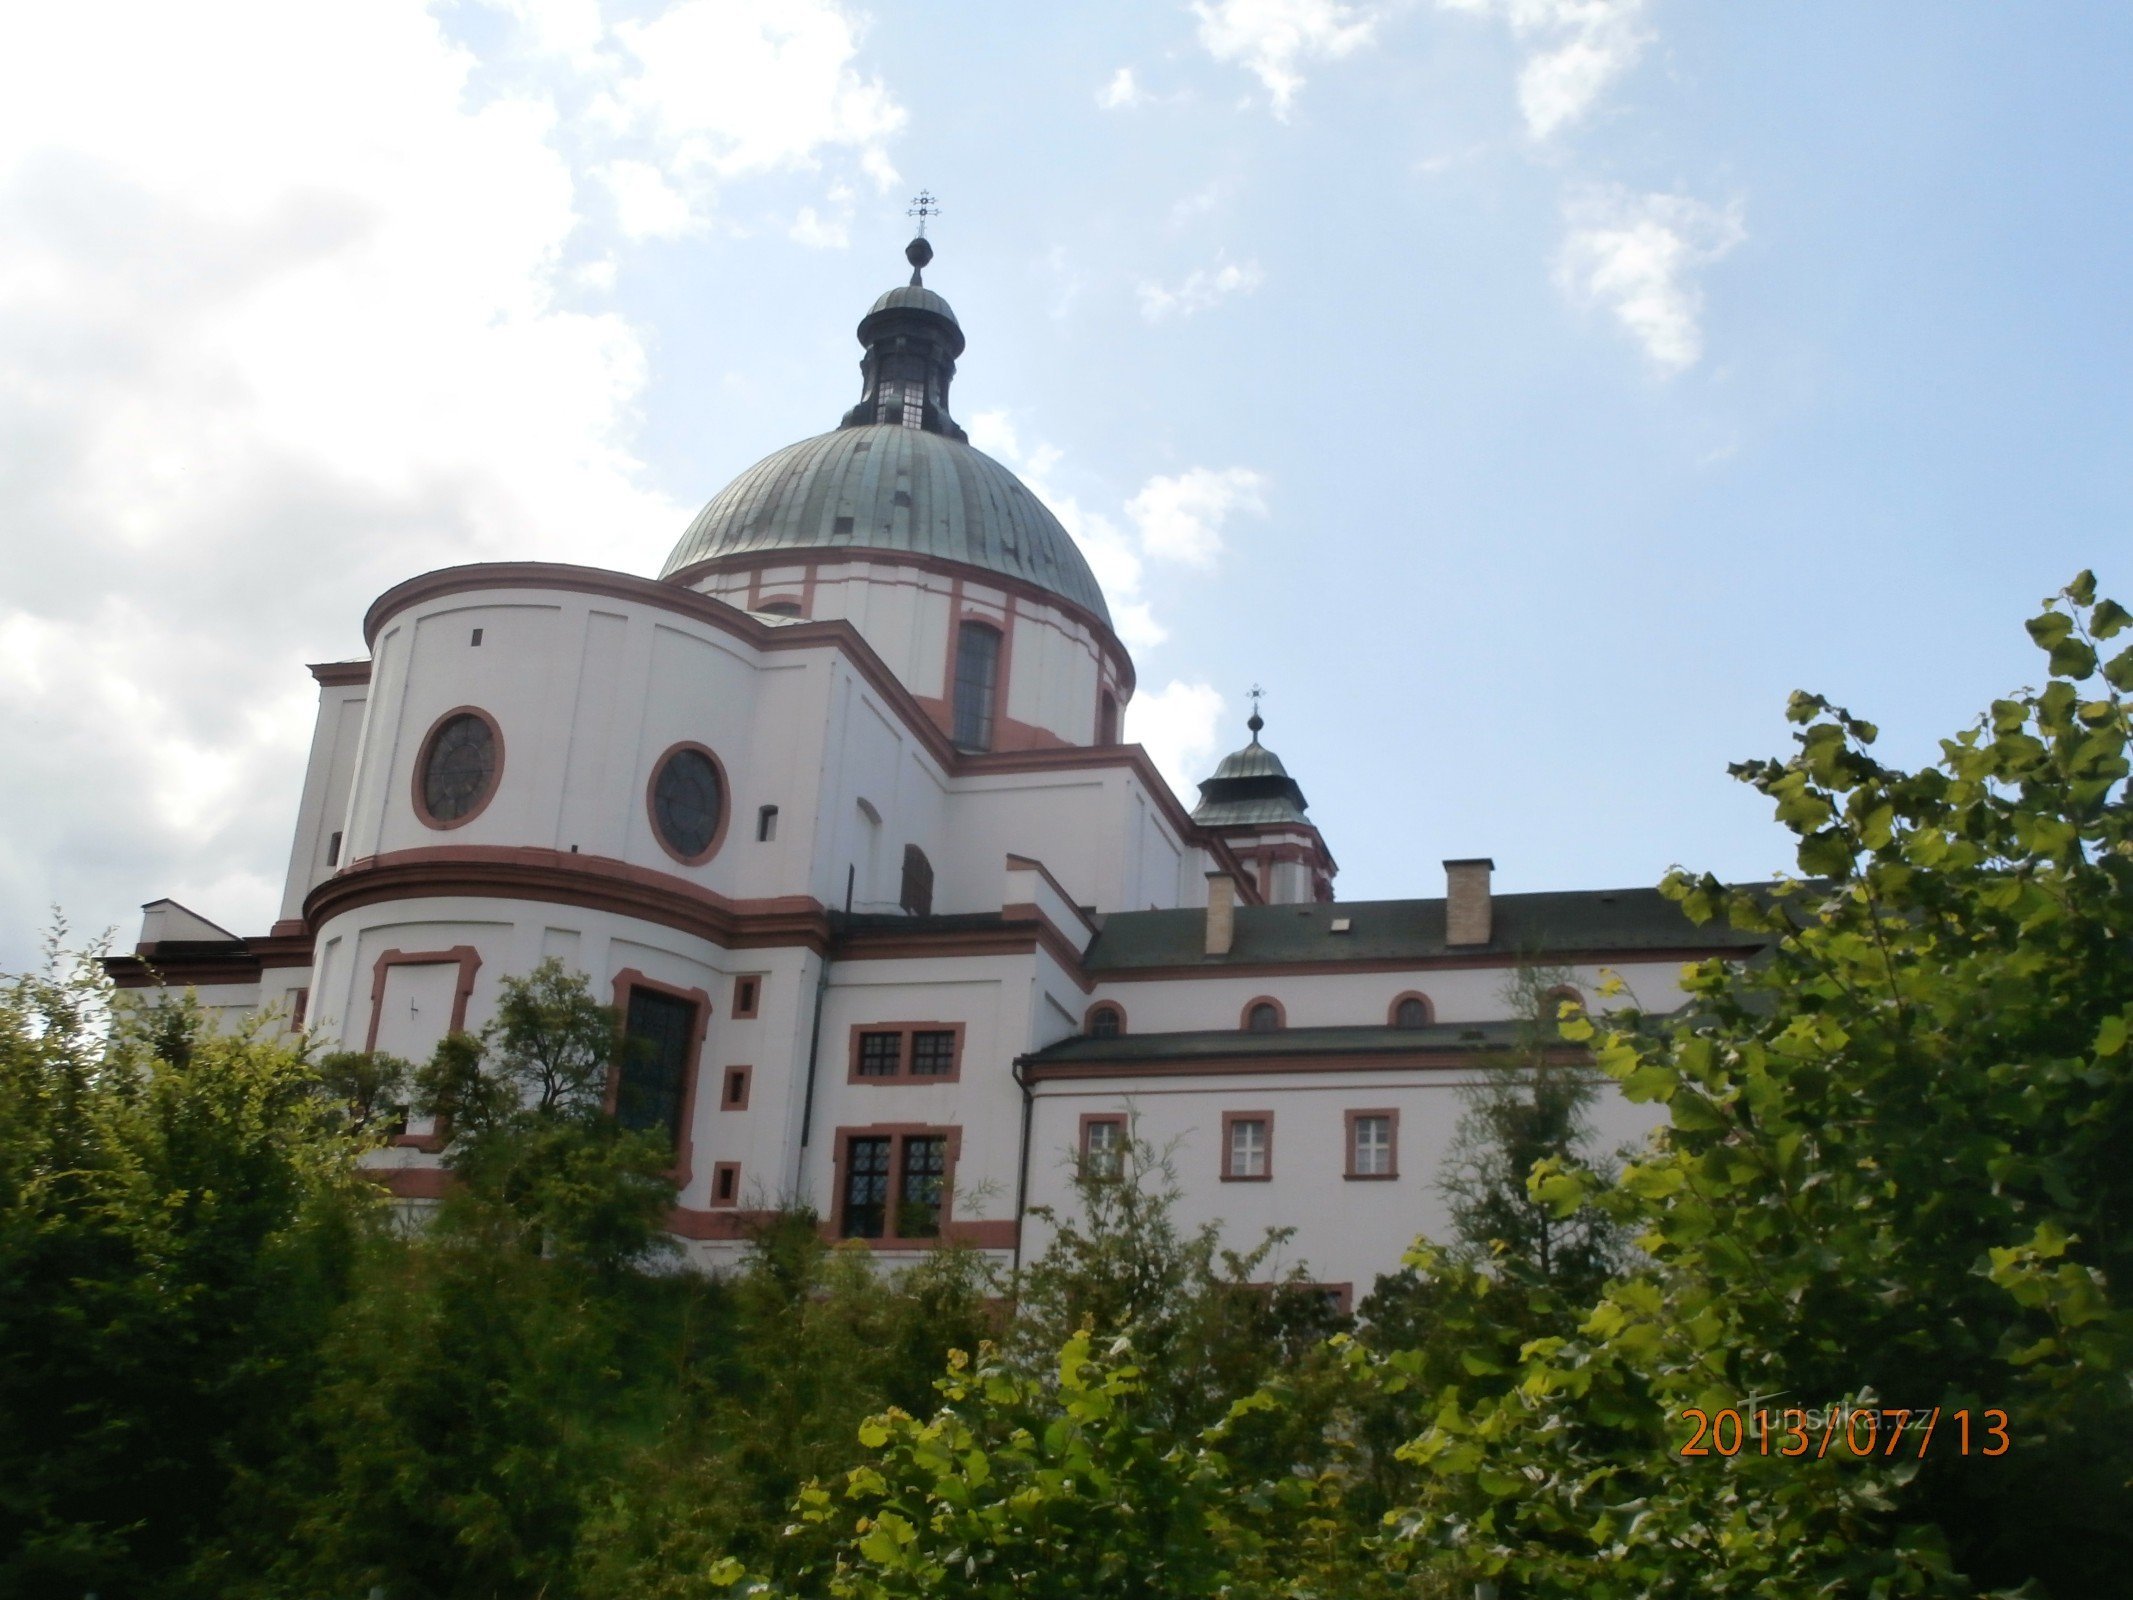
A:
[909,1030,956,1077]
[327,831,342,866]
[856,1030,903,1077]
[846,1023,964,1084]
[712,1161,740,1206]
[722,1065,752,1110]
[951,622,1001,751]
[842,1136,892,1238]
[618,987,697,1147]
[757,805,779,842]
[1345,1109,1399,1180]
[733,974,761,1018]
[1223,1112,1272,1181]
[898,1135,946,1237]
[1080,1115,1125,1180]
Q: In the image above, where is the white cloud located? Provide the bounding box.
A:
[1437,0,1650,140]
[604,0,903,190]
[1126,467,1269,565]
[1137,257,1264,320]
[0,0,901,971]
[1555,185,1745,373]
[601,158,696,238]
[1098,66,1145,109]
[1190,0,1376,116]
[1125,680,1228,801]
[789,204,849,248]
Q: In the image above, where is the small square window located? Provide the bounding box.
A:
[733,974,761,1018]
[910,1030,956,1076]
[857,1031,902,1077]
[712,1162,740,1206]
[722,1066,751,1110]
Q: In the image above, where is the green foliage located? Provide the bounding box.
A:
[314,1047,414,1136]
[1014,1125,1343,1435]
[1384,574,2133,1597]
[0,939,377,1598]
[417,958,679,1273]
[1435,963,1628,1302]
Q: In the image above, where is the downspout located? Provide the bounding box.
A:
[1010,1053,1035,1277]
[798,864,854,1152]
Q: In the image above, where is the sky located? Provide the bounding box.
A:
[2,0,2130,973]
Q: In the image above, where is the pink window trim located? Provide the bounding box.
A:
[1220,1109,1274,1182]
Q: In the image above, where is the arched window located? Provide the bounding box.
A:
[1244,1000,1283,1033]
[1087,1003,1124,1039]
[758,599,802,618]
[1097,691,1119,746]
[900,844,935,916]
[952,621,1002,751]
[1542,984,1586,1018]
[1391,993,1434,1029]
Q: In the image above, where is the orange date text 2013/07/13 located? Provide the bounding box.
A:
[1676,1406,2010,1460]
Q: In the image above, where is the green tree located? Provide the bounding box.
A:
[1013,1124,1341,1437]
[416,958,679,1273]
[1434,964,1627,1300]
[1384,574,2133,1598]
[0,940,376,1598]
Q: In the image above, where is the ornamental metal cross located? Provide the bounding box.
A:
[1248,684,1265,716]
[907,190,940,236]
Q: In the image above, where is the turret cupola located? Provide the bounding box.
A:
[1192,696,1338,904]
[839,233,968,441]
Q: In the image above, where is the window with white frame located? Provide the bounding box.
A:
[1350,1114,1394,1177]
[1225,1114,1269,1180]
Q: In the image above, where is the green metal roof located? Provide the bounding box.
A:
[866,284,959,324]
[1085,887,1769,971]
[660,424,1112,624]
[1027,1019,1532,1068]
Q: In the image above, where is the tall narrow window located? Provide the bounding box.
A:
[618,988,696,1147]
[842,1135,892,1238]
[897,1135,947,1236]
[951,621,1001,751]
[1225,1114,1270,1180]
[1081,1116,1125,1180]
[1097,691,1119,746]
[900,844,935,916]
[757,805,779,842]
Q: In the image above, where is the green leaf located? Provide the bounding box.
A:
[2096,1014,2128,1058]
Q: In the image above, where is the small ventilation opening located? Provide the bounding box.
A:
[832,515,855,537]
[726,1068,748,1106]
[327,831,342,866]
[470,627,483,646]
[757,805,779,842]
[715,1166,738,1202]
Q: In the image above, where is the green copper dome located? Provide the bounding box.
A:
[660,424,1111,623]
[660,237,1110,626]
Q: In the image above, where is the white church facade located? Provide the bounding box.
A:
[109,237,1762,1301]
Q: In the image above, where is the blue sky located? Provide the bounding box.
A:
[2,0,2128,972]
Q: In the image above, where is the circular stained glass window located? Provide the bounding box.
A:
[419,711,498,825]
[652,746,723,860]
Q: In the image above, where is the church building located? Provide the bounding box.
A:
[109,236,1761,1300]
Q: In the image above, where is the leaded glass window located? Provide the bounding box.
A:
[909,1030,956,1077]
[842,1136,891,1238]
[617,987,695,1148]
[1394,996,1430,1029]
[952,622,1001,751]
[420,711,498,823]
[857,1031,902,1077]
[652,747,722,859]
[898,1135,946,1237]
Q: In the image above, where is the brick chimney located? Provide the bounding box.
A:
[1444,857,1494,947]
[1205,870,1237,957]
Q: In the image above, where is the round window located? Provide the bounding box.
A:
[651,746,724,861]
[418,710,499,826]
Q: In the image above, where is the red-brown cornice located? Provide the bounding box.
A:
[309,845,836,954]
[665,547,1137,697]
[308,660,372,687]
